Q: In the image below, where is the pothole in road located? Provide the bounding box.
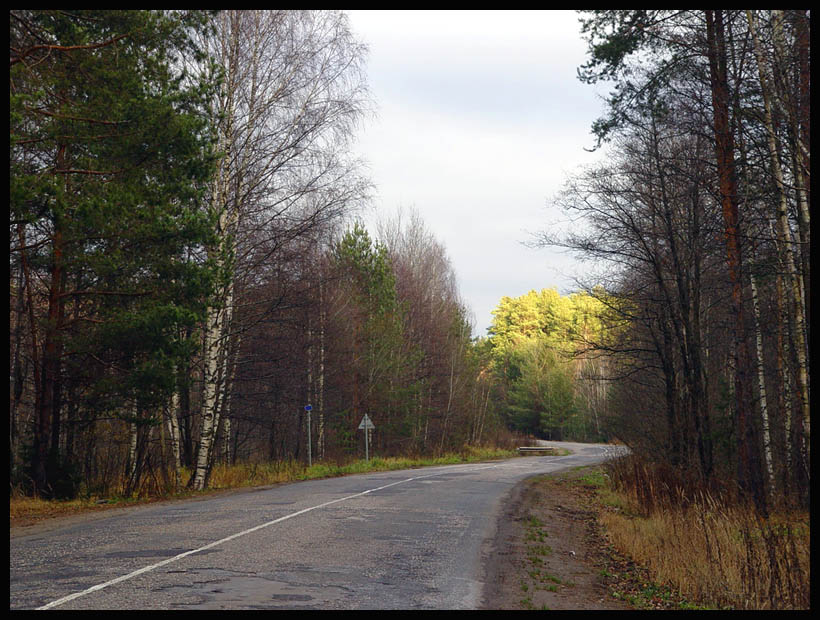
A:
[269,594,313,601]
[154,567,353,609]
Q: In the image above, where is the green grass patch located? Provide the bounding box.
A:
[528,544,553,557]
[526,514,545,528]
[578,469,607,488]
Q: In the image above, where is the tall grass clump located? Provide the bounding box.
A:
[599,454,809,609]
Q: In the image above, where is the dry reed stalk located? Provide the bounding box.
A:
[600,455,809,609]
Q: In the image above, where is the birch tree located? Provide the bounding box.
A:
[556,9,810,508]
[187,10,370,489]
[745,10,810,491]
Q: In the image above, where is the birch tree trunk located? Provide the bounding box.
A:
[747,10,810,477]
[771,10,810,311]
[190,143,237,489]
[191,282,234,489]
[222,414,232,465]
[190,12,240,491]
[186,10,368,485]
[749,271,774,494]
[128,420,138,488]
[166,392,182,491]
[773,269,794,490]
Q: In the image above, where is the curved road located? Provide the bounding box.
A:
[10,441,626,610]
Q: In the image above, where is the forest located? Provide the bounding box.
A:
[9,10,810,519]
[540,10,810,513]
[483,288,613,443]
[9,10,524,500]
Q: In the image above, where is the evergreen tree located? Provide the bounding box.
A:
[10,10,219,496]
[487,289,610,442]
[332,223,414,454]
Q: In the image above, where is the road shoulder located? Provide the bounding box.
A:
[480,466,632,610]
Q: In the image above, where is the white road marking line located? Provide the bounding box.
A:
[36,462,503,610]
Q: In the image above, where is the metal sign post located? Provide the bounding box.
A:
[305,405,312,467]
[357,414,375,461]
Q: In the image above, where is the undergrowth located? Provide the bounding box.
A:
[595,455,810,610]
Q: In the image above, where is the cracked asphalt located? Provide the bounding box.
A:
[9,441,627,610]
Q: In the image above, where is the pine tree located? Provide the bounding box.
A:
[10,10,219,497]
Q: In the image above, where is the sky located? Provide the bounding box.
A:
[345,10,608,338]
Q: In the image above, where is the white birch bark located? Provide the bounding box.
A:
[191,305,225,489]
[193,268,238,489]
[191,12,241,490]
[191,127,237,489]
[184,11,368,487]
[220,333,240,466]
[128,421,138,486]
[166,392,182,490]
[772,248,793,476]
[223,416,232,464]
[750,271,774,492]
[770,11,810,238]
[747,10,810,452]
[306,323,314,463]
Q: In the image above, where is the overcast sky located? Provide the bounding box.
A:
[345,10,607,337]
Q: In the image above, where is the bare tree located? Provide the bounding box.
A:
[187,10,371,489]
[745,10,810,492]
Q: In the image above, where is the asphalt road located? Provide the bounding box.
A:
[10,441,626,610]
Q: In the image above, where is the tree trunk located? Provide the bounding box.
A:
[33,144,68,497]
[749,271,775,495]
[705,10,765,512]
[190,11,241,491]
[747,10,810,490]
[166,390,182,491]
[773,268,794,493]
[191,301,228,489]
[318,278,326,460]
[772,10,810,313]
[10,246,28,481]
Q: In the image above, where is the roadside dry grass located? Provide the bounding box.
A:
[10,446,517,528]
[538,468,705,610]
[481,464,693,610]
[206,447,511,490]
[597,456,810,610]
[499,462,809,611]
